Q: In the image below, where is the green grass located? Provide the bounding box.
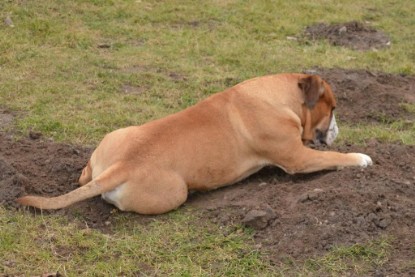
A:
[337,103,415,145]
[1,0,414,276]
[339,119,415,145]
[0,206,393,277]
[274,238,392,276]
[1,0,414,144]
[302,238,391,275]
[1,207,272,276]
[281,237,391,276]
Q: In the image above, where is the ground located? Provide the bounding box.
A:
[1,67,414,275]
[304,21,391,51]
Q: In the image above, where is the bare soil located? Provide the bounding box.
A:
[1,68,414,275]
[304,21,391,50]
[306,68,415,123]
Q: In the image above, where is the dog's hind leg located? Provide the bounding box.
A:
[114,170,188,215]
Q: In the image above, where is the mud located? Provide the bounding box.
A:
[304,21,391,50]
[1,68,414,274]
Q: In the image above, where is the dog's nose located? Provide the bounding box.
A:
[315,129,326,145]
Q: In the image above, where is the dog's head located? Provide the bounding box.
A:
[298,75,338,146]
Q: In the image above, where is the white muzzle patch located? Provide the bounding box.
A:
[325,113,339,146]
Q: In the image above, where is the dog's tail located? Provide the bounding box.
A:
[17,163,125,210]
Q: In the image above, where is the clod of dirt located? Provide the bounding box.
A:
[242,210,269,229]
[29,130,42,140]
[304,21,391,50]
[242,206,277,230]
[375,217,392,229]
[298,188,324,203]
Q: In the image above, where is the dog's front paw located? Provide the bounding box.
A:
[352,153,373,168]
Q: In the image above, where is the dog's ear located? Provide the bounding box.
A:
[298,75,325,109]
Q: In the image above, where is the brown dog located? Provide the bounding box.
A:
[17,74,372,214]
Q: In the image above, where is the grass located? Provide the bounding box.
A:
[1,207,272,276]
[1,0,414,144]
[302,238,391,275]
[274,238,392,276]
[0,206,393,276]
[339,119,415,145]
[0,0,414,276]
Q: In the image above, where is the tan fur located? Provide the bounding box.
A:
[17,73,372,214]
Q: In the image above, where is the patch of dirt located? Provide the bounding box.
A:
[170,19,219,30]
[304,21,391,50]
[305,68,415,123]
[121,84,145,95]
[0,133,116,229]
[1,68,414,274]
[187,142,415,272]
[0,108,15,129]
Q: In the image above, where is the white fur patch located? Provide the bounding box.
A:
[102,184,125,210]
[325,114,339,145]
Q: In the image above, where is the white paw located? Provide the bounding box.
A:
[354,153,373,168]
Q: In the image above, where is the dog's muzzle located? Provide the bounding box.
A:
[314,113,339,146]
[323,113,338,146]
